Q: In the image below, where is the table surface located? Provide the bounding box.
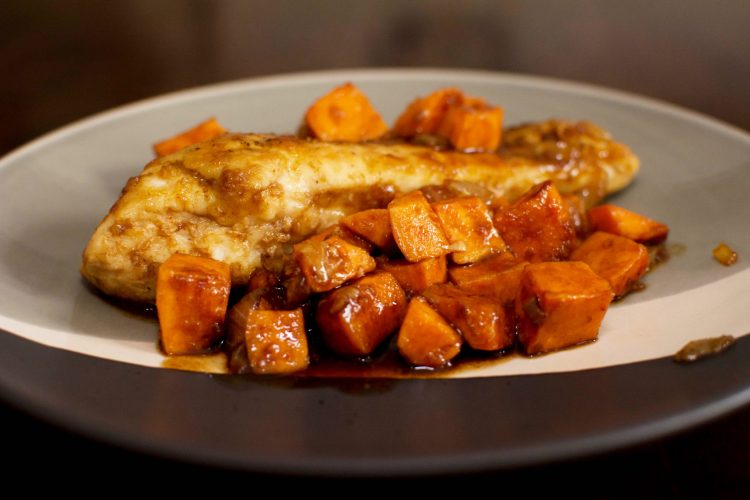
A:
[2,1,750,493]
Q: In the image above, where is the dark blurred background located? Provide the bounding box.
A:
[2,0,750,156]
[2,0,750,494]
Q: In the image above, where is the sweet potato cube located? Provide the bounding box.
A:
[570,231,649,297]
[340,209,397,253]
[516,261,613,356]
[378,256,447,295]
[304,82,388,142]
[153,118,226,157]
[437,103,504,152]
[244,309,309,375]
[388,190,450,262]
[587,204,669,244]
[396,296,462,368]
[225,288,286,374]
[156,254,231,355]
[432,196,507,264]
[495,180,576,262]
[423,284,514,351]
[316,272,407,356]
[393,87,465,138]
[293,234,376,293]
[448,252,526,305]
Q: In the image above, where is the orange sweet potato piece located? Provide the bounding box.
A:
[432,196,507,264]
[225,286,295,374]
[340,209,397,253]
[388,190,450,262]
[448,252,526,305]
[437,103,504,152]
[153,118,227,157]
[316,272,407,356]
[516,261,613,356]
[304,82,388,142]
[243,308,309,375]
[393,87,465,138]
[378,255,447,295]
[570,231,649,297]
[396,296,462,368]
[587,204,669,244]
[423,284,514,351]
[293,233,376,293]
[495,180,576,262]
[156,254,231,355]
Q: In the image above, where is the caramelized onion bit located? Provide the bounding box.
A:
[674,335,735,363]
[713,243,738,266]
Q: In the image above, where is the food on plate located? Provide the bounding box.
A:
[156,253,231,355]
[304,82,388,142]
[396,296,462,368]
[516,261,613,356]
[316,271,407,357]
[153,117,226,157]
[587,204,669,244]
[81,127,639,302]
[393,87,503,152]
[80,82,665,375]
[570,231,649,298]
[674,335,735,363]
[712,242,738,266]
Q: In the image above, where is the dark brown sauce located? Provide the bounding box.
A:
[161,352,229,373]
[648,242,685,271]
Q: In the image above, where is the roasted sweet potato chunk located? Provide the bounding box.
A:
[388,190,450,262]
[397,296,462,368]
[316,272,407,356]
[305,82,388,142]
[153,118,226,157]
[517,261,613,356]
[378,255,447,295]
[437,102,504,152]
[244,309,309,375]
[495,180,576,262]
[432,196,506,264]
[393,87,465,138]
[448,252,526,305]
[156,254,231,355]
[587,204,669,244]
[293,233,376,293]
[340,208,397,253]
[423,284,514,351]
[570,231,649,297]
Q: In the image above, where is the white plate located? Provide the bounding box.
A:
[1,68,747,376]
[0,69,748,474]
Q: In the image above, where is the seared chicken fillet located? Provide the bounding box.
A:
[81,120,639,302]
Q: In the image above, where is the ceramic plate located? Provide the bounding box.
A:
[0,69,748,475]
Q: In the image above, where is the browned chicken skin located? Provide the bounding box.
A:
[81,120,639,302]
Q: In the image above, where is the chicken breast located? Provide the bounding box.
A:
[81,120,639,302]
